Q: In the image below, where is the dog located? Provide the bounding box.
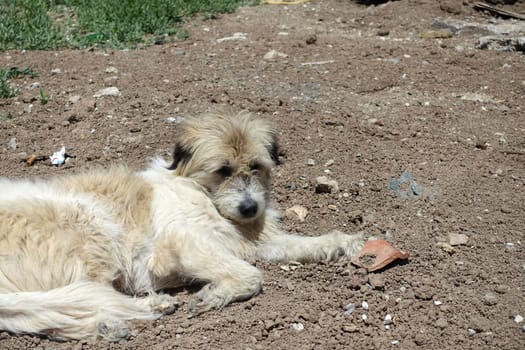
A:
[0,110,363,341]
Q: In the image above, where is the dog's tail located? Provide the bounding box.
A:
[0,281,161,341]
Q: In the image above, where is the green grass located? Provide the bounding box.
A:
[0,0,248,50]
[0,67,38,98]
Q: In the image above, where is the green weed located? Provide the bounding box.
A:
[0,67,39,99]
[0,0,248,50]
[39,88,50,105]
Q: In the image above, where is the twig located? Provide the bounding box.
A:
[474,2,525,21]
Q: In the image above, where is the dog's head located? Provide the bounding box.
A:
[168,110,280,224]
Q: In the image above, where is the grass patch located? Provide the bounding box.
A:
[0,0,248,50]
[0,67,38,98]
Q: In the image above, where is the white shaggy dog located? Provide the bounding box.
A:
[0,111,363,341]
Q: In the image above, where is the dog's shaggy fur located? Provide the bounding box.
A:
[0,111,363,340]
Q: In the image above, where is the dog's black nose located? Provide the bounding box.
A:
[239,198,258,218]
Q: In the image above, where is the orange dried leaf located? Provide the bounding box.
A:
[351,239,409,272]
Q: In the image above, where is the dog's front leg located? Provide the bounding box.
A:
[181,250,263,317]
[256,230,364,263]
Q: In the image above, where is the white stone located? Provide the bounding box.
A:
[93,87,121,98]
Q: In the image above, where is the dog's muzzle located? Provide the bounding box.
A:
[238,198,258,218]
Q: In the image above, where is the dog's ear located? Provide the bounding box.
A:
[167,143,191,170]
[267,135,281,165]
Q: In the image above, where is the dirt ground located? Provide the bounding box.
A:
[1,0,524,349]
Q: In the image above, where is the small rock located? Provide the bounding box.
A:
[24,104,33,114]
[342,324,358,333]
[494,284,510,294]
[482,293,498,306]
[327,204,338,211]
[263,49,288,60]
[291,322,304,331]
[414,286,434,300]
[433,300,443,306]
[449,233,469,246]
[306,158,315,166]
[468,328,477,336]
[436,242,455,254]
[285,205,308,222]
[217,32,247,43]
[51,68,61,75]
[368,274,385,290]
[414,333,426,345]
[343,303,355,316]
[29,82,41,90]
[7,137,17,150]
[93,86,121,98]
[515,315,524,323]
[384,314,393,326]
[504,242,517,252]
[315,176,339,193]
[420,29,453,39]
[67,95,81,105]
[105,66,118,74]
[435,317,448,329]
[377,29,390,36]
[305,35,317,45]
[361,301,369,310]
[324,159,335,167]
[361,314,367,321]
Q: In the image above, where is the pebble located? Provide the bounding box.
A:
[361,314,367,321]
[93,86,121,98]
[449,233,469,246]
[504,242,517,252]
[7,137,17,150]
[305,34,317,45]
[306,158,315,166]
[482,293,498,306]
[435,317,448,329]
[514,315,523,323]
[315,176,339,193]
[51,68,61,75]
[436,241,455,254]
[24,104,33,114]
[361,301,369,310]
[291,322,304,331]
[368,274,385,290]
[285,205,308,222]
[217,32,247,43]
[67,95,81,104]
[467,328,476,336]
[384,314,393,326]
[433,300,443,306]
[420,29,453,39]
[342,324,358,333]
[105,66,118,73]
[263,49,288,60]
[324,159,334,167]
[494,284,510,294]
[343,303,355,316]
[414,333,426,345]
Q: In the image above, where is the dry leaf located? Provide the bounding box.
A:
[351,239,410,272]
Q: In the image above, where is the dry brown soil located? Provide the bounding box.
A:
[1,0,524,349]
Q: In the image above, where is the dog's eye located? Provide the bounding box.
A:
[216,166,233,178]
[249,162,262,172]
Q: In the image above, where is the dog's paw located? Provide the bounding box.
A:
[326,230,365,260]
[147,293,181,315]
[98,319,132,341]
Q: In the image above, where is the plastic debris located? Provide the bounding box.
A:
[388,171,424,199]
[351,239,410,272]
[343,303,356,317]
[50,146,67,166]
